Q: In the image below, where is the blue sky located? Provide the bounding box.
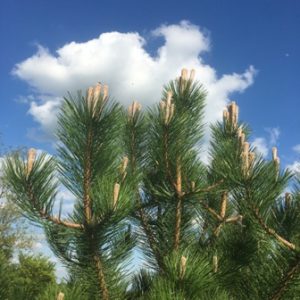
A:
[1,0,300,165]
[1,0,300,277]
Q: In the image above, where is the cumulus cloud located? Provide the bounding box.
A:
[53,187,76,216]
[251,127,280,158]
[266,127,280,145]
[252,137,269,157]
[288,144,300,175]
[13,21,256,139]
[32,241,43,250]
[287,161,300,174]
[293,144,300,154]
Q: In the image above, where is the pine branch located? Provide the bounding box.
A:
[184,180,224,198]
[199,201,222,221]
[225,215,243,223]
[220,191,227,219]
[40,210,83,229]
[251,205,296,251]
[84,85,111,299]
[137,207,166,271]
[135,181,165,268]
[126,102,166,271]
[212,192,228,237]
[213,223,223,237]
[7,68,300,298]
[93,254,109,300]
[174,159,183,251]
[163,128,173,183]
[194,181,227,222]
[196,180,224,193]
[83,129,93,222]
[157,114,174,190]
[269,258,300,300]
[191,181,229,244]
[200,192,242,244]
[226,106,295,250]
[25,179,82,229]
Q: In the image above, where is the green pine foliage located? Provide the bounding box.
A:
[3,69,300,299]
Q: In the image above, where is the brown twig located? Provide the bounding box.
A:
[199,201,223,221]
[220,192,228,219]
[94,254,110,300]
[252,206,296,251]
[84,92,109,299]
[225,215,243,223]
[138,207,166,271]
[269,258,300,300]
[213,224,223,237]
[40,210,83,229]
[174,159,183,251]
[195,180,224,194]
[83,130,93,222]
[163,129,174,186]
[24,149,82,229]
[26,188,83,229]
[200,192,242,239]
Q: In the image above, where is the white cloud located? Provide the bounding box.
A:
[252,137,269,157]
[27,96,61,138]
[266,127,280,145]
[251,127,280,158]
[292,144,300,154]
[15,94,35,104]
[13,21,256,139]
[0,156,4,175]
[287,161,300,174]
[32,241,43,249]
[53,187,76,216]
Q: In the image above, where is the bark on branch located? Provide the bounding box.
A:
[83,124,109,300]
[26,188,83,229]
[252,206,296,251]
[40,210,83,229]
[174,159,183,251]
[138,207,166,271]
[94,254,110,300]
[83,130,93,222]
[199,201,223,221]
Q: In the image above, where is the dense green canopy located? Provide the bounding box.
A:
[3,69,300,299]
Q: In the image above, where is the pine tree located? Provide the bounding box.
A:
[3,70,300,299]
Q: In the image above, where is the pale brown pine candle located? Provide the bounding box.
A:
[27,148,36,175]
